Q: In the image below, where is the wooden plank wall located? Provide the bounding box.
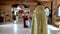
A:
[52,0,60,22]
[1,0,60,24]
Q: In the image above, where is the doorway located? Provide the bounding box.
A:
[11,4,24,24]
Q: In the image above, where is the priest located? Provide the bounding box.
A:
[30,3,48,34]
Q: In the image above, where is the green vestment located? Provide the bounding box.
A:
[30,5,48,34]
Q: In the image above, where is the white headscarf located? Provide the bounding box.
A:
[45,8,49,16]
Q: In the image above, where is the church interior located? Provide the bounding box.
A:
[0,0,60,34]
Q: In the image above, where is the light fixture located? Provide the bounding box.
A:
[17,6,21,10]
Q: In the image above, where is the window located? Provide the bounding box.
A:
[57,5,60,16]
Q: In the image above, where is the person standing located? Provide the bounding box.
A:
[30,3,48,34]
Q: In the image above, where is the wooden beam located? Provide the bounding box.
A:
[36,0,52,2]
[0,1,37,5]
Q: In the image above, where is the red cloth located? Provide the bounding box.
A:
[23,16,28,28]
[19,10,24,14]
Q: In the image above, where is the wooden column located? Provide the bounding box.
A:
[52,0,57,22]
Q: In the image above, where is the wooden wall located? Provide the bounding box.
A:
[52,0,60,22]
[0,4,12,22]
[1,0,60,24]
[0,2,37,22]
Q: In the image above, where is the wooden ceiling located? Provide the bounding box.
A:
[0,0,52,6]
[0,0,51,1]
[0,0,52,3]
[37,0,52,2]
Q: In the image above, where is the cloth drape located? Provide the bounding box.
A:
[30,5,48,34]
